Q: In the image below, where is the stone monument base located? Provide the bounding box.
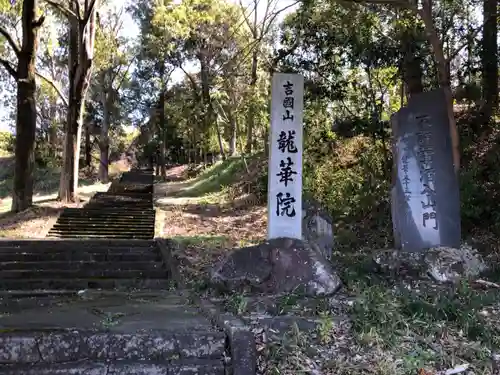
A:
[373,245,487,283]
[210,237,342,297]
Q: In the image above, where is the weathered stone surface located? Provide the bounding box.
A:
[373,245,487,282]
[107,361,169,375]
[169,359,225,375]
[226,328,256,375]
[83,333,177,360]
[38,332,87,362]
[198,300,256,375]
[211,237,341,296]
[302,199,334,260]
[391,89,461,252]
[424,245,487,283]
[0,361,106,374]
[0,333,40,364]
[175,332,225,359]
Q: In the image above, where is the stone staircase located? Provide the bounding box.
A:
[0,293,226,375]
[0,167,246,375]
[0,239,170,291]
[47,168,155,239]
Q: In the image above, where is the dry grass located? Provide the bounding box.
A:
[0,160,129,238]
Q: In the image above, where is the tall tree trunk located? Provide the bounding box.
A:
[199,53,215,158]
[84,123,91,167]
[420,0,460,173]
[228,109,237,156]
[215,114,226,160]
[481,0,498,121]
[57,0,98,202]
[245,48,258,154]
[159,65,167,179]
[11,0,44,212]
[99,72,110,183]
[401,25,424,97]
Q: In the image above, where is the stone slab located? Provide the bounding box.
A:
[198,299,257,375]
[0,295,218,333]
[0,359,225,375]
[391,88,460,252]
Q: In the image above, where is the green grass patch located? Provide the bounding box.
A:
[170,234,231,248]
[174,154,261,198]
[0,166,96,200]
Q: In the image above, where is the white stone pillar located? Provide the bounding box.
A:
[267,73,304,240]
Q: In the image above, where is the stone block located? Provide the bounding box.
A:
[391,88,460,252]
[0,333,40,364]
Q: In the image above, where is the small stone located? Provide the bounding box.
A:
[424,245,487,283]
[373,245,487,283]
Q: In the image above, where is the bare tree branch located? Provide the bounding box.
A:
[349,0,411,7]
[0,26,21,56]
[35,70,69,107]
[113,57,135,92]
[446,19,489,63]
[179,65,200,93]
[45,0,79,20]
[0,57,17,77]
[261,1,300,37]
[83,0,99,26]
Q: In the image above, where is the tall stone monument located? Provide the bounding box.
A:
[210,73,341,297]
[391,88,461,252]
[267,73,304,240]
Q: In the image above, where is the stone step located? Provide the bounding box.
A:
[0,261,163,271]
[49,231,154,239]
[0,330,225,364]
[0,359,225,375]
[51,223,155,230]
[59,211,155,217]
[53,220,155,226]
[0,268,168,279]
[89,194,153,201]
[62,207,155,212]
[0,278,170,290]
[47,233,154,240]
[48,227,153,232]
[0,240,156,251]
[47,228,154,235]
[84,204,153,209]
[0,252,160,262]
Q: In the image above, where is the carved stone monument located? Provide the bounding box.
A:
[391,88,461,252]
[267,73,304,240]
[210,73,341,296]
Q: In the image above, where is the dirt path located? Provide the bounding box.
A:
[154,165,267,281]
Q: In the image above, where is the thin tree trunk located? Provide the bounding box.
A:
[72,101,85,196]
[481,0,498,120]
[215,114,226,160]
[245,48,258,154]
[11,0,43,212]
[228,109,237,156]
[84,123,91,167]
[99,73,110,183]
[159,66,167,179]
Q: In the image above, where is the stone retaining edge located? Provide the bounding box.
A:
[156,238,257,375]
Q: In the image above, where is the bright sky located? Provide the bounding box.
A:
[0,0,297,132]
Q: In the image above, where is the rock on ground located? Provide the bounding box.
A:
[373,245,487,283]
[210,237,342,296]
[302,199,335,261]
